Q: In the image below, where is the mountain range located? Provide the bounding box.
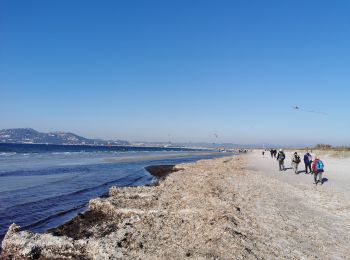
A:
[0,128,129,146]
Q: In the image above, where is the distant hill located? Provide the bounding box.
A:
[0,128,129,146]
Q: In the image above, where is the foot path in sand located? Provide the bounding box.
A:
[243,150,350,259]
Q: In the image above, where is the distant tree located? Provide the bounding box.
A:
[315,144,333,150]
[335,146,350,151]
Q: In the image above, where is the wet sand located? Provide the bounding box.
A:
[2,152,350,259]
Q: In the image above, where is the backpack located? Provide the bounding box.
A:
[279,152,285,160]
[295,155,300,163]
[316,160,324,171]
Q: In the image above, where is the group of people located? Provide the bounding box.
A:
[268,149,325,185]
[269,149,278,158]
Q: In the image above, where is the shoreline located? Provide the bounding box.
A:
[45,164,182,239]
[0,163,187,257]
[0,151,229,245]
[2,157,241,259]
[2,153,350,259]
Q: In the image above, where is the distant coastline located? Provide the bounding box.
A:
[0,128,129,146]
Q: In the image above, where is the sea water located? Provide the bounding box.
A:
[0,143,228,241]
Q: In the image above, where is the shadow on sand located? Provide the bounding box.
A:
[322,178,329,184]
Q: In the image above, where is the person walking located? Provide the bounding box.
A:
[312,156,325,185]
[292,152,301,174]
[304,152,313,174]
[277,149,286,171]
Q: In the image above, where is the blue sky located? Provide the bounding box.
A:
[1,0,349,145]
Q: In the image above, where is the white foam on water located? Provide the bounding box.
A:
[0,152,17,156]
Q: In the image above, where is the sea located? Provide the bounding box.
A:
[0,143,230,242]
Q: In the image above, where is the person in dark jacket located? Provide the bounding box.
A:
[292,152,301,174]
[277,149,286,171]
[304,152,313,174]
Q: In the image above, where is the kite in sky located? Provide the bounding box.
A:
[293,106,328,115]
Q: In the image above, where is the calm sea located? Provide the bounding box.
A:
[0,143,229,241]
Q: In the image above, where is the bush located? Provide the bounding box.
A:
[315,144,333,150]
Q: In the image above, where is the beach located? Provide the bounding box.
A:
[0,145,224,241]
[2,151,350,259]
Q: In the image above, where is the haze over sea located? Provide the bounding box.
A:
[0,143,228,241]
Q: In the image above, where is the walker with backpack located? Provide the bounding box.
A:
[292,153,301,174]
[313,159,324,173]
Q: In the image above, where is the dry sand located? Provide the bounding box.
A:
[2,151,350,259]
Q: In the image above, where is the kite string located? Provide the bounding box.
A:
[294,106,328,115]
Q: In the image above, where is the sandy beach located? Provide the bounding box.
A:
[2,151,350,259]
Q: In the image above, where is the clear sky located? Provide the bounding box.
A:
[1,0,349,145]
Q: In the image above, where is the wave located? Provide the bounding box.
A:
[0,173,150,239]
[0,173,145,214]
[0,165,91,177]
[0,152,17,156]
[0,203,87,238]
[50,151,88,155]
[21,203,88,231]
